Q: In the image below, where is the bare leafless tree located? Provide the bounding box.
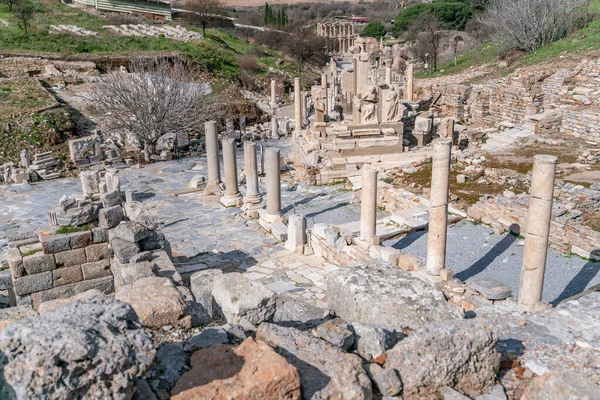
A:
[1,0,17,12]
[282,24,329,74]
[90,58,215,162]
[184,0,223,37]
[13,1,37,35]
[407,14,443,72]
[481,0,589,53]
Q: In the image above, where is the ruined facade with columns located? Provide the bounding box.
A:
[317,21,357,54]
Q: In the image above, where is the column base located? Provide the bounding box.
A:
[220,193,243,207]
[203,181,222,196]
[355,236,380,250]
[269,102,277,110]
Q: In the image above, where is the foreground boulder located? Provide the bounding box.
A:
[385,319,499,399]
[327,262,463,332]
[212,273,276,325]
[171,337,301,399]
[521,371,600,400]
[0,295,154,399]
[256,323,372,400]
[115,277,189,329]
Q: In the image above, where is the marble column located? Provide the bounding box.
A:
[80,170,100,196]
[204,120,221,195]
[105,169,120,192]
[285,215,307,253]
[406,64,414,101]
[519,155,558,308]
[220,138,242,207]
[244,141,262,207]
[270,79,277,109]
[426,138,452,276]
[294,78,302,133]
[266,147,281,216]
[360,165,378,244]
[321,74,329,114]
[301,92,308,122]
[440,118,455,141]
[271,117,279,139]
[385,66,392,86]
[20,150,30,169]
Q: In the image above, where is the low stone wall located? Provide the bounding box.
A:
[7,227,113,309]
[416,58,600,142]
[467,190,600,259]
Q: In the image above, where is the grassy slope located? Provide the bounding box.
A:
[417,0,600,79]
[0,2,294,78]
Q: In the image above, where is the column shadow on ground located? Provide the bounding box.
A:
[455,231,518,282]
[390,229,427,250]
[551,256,600,306]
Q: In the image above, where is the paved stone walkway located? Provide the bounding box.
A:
[384,221,600,305]
[0,139,356,307]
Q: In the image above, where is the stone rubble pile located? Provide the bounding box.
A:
[50,24,98,36]
[103,24,203,41]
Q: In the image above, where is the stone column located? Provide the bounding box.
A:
[80,170,100,196]
[294,78,302,133]
[385,66,392,86]
[360,165,378,244]
[301,92,308,122]
[440,118,455,141]
[321,74,329,114]
[265,147,281,216]
[285,215,306,253]
[243,141,262,207]
[220,138,242,207]
[204,120,221,195]
[519,155,558,308]
[270,79,277,109]
[271,117,279,139]
[406,64,414,101]
[426,138,452,276]
[20,150,30,169]
[105,169,120,192]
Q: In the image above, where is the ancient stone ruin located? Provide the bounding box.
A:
[1,45,600,400]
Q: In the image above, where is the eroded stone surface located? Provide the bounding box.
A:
[0,295,154,399]
[256,323,372,400]
[327,261,463,332]
[172,337,301,400]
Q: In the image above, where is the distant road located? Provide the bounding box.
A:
[221,0,376,6]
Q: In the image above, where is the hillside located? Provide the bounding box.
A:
[0,1,295,78]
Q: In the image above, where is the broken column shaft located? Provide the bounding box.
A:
[205,120,221,186]
[220,138,242,207]
[519,155,558,308]
[270,79,277,108]
[406,64,414,101]
[426,138,452,276]
[243,141,262,206]
[360,165,378,244]
[266,147,281,216]
[294,78,302,133]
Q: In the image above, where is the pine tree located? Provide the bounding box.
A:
[264,3,270,25]
[277,9,283,27]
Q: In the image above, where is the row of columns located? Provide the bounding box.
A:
[317,23,355,38]
[358,138,557,310]
[204,120,282,216]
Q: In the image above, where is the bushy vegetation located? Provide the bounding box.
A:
[481,0,590,54]
[392,2,473,35]
[360,21,387,39]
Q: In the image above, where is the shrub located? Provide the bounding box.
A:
[393,2,473,34]
[361,21,387,39]
[481,0,590,53]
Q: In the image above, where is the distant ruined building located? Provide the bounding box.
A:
[317,21,357,54]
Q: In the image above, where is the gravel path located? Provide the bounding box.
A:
[384,221,600,305]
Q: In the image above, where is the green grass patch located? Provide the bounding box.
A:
[21,248,42,257]
[416,43,498,79]
[55,224,90,234]
[0,3,294,79]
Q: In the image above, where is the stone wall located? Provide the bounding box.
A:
[7,227,113,309]
[416,58,600,142]
[467,182,600,259]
